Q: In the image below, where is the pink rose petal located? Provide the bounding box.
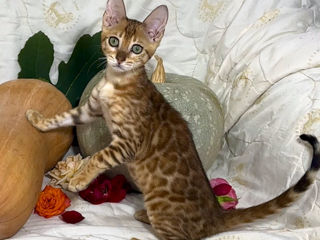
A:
[221,189,238,210]
[60,211,85,224]
[210,178,229,188]
[210,178,238,210]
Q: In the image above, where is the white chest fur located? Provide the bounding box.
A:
[97,81,115,132]
[99,82,115,100]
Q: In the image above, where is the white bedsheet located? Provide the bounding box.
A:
[1,0,320,239]
[11,178,320,240]
[12,183,320,240]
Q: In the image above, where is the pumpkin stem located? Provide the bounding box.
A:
[151,55,166,83]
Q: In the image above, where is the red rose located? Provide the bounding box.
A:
[79,174,129,204]
[107,175,128,202]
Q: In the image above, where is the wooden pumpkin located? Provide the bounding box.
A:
[77,62,224,190]
[0,79,73,239]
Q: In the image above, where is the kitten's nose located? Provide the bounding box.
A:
[116,51,126,64]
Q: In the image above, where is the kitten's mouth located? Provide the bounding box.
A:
[112,63,126,72]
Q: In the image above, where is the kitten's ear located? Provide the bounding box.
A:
[103,0,127,27]
[143,5,168,42]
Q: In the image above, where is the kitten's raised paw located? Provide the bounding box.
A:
[68,175,90,192]
[26,109,45,131]
[26,109,43,127]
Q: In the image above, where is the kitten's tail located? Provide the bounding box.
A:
[218,134,320,233]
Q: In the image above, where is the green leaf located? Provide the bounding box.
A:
[18,31,53,82]
[216,196,236,204]
[56,31,105,107]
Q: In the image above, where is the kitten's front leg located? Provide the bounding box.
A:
[68,138,136,192]
[25,109,48,131]
[26,95,102,132]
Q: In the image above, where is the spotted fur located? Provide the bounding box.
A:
[26,0,320,239]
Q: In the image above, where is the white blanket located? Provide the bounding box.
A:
[2,0,320,239]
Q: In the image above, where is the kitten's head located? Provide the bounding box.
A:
[101,0,168,72]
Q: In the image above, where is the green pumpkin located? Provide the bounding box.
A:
[76,71,224,189]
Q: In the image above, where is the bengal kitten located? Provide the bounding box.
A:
[26,0,320,239]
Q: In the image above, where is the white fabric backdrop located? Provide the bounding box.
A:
[1,0,320,239]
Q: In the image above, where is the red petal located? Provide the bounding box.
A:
[107,189,127,203]
[79,188,105,205]
[60,211,84,224]
[106,175,128,203]
[213,183,232,196]
[79,177,111,205]
[110,175,126,189]
[79,174,129,204]
[97,174,110,185]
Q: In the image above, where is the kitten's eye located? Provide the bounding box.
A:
[109,37,119,47]
[131,44,143,54]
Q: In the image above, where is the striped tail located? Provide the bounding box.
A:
[218,134,320,232]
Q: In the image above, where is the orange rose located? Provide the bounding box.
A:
[35,185,71,218]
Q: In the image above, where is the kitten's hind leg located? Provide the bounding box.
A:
[134,209,150,224]
[26,98,102,132]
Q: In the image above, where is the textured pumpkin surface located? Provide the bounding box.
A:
[77,71,224,189]
[0,79,73,239]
